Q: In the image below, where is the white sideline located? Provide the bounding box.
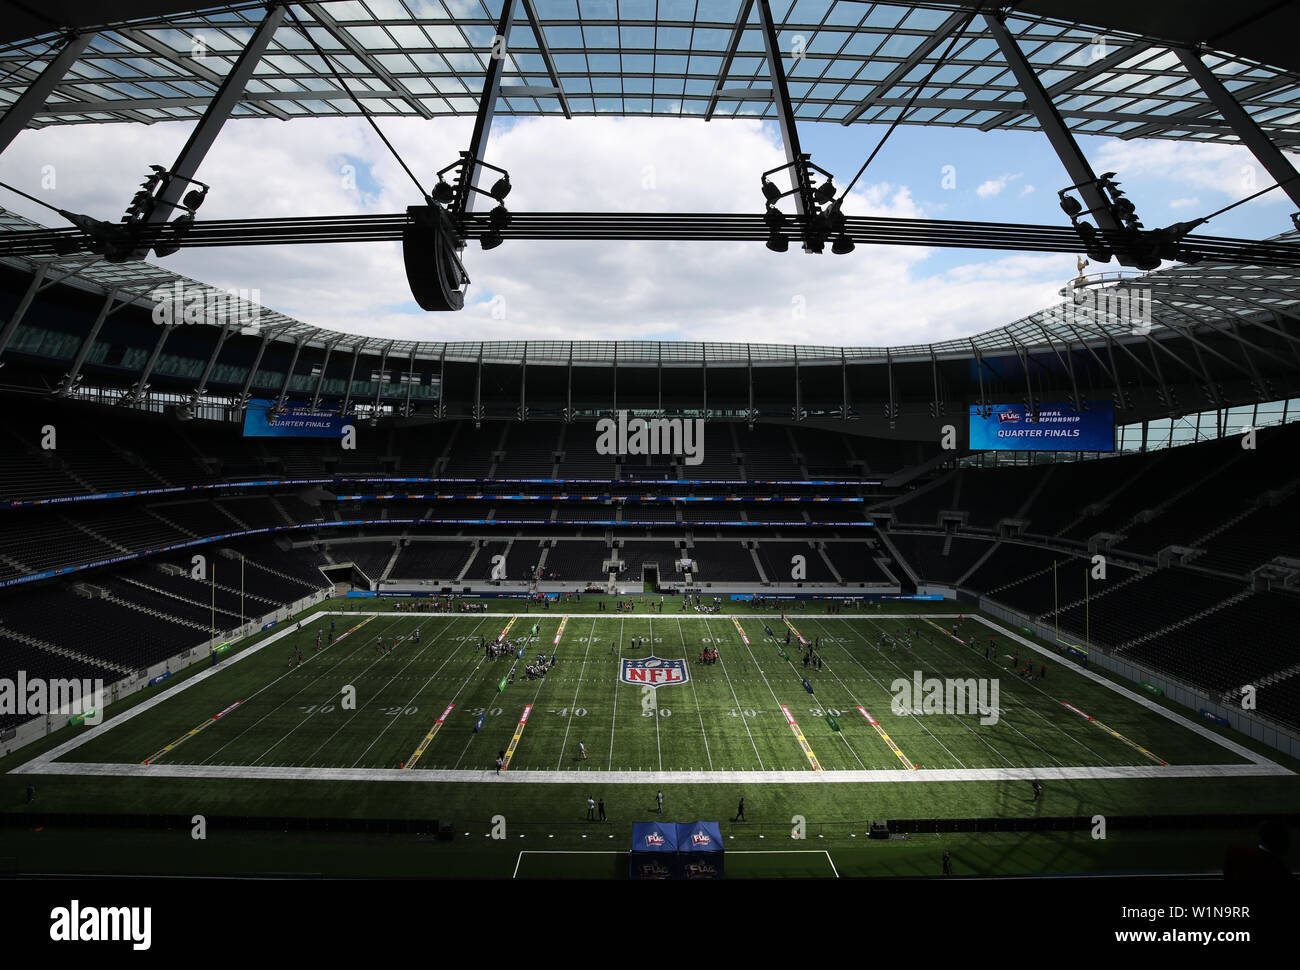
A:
[16,759,1292,784]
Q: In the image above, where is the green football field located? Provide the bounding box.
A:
[6,597,1295,878]
[33,606,1255,773]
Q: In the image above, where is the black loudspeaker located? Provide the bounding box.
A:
[437,820,455,841]
[868,821,890,840]
[403,205,466,311]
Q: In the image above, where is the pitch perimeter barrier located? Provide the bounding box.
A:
[976,594,1300,760]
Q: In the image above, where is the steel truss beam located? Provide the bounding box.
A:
[1176,48,1300,212]
[147,6,286,228]
[0,32,93,153]
[983,12,1123,235]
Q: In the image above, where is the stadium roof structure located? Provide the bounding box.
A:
[3,207,1298,365]
[1,0,1299,428]
[3,206,1298,431]
[1,0,1298,143]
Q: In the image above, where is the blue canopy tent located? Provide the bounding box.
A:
[676,822,725,880]
[629,821,677,880]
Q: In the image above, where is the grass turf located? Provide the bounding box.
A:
[4,596,1295,878]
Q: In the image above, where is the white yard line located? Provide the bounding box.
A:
[877,617,1113,765]
[746,618,868,770]
[232,615,413,766]
[649,616,661,772]
[829,614,1282,769]
[22,759,1291,784]
[347,616,488,768]
[855,616,1052,769]
[816,620,970,769]
[697,617,766,770]
[607,618,623,768]
[675,618,713,771]
[556,617,598,769]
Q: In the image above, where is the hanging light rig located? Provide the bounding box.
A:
[50,166,209,263]
[1057,172,1209,271]
[759,156,853,256]
[403,153,512,311]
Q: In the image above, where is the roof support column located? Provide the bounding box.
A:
[436,347,446,420]
[311,337,342,410]
[0,262,50,361]
[56,288,117,395]
[983,12,1122,234]
[473,343,484,427]
[276,337,305,410]
[885,349,897,425]
[374,340,395,416]
[517,344,527,420]
[756,0,817,243]
[457,0,519,216]
[792,348,802,420]
[928,348,943,417]
[148,5,286,227]
[746,345,755,425]
[701,346,708,419]
[841,349,850,421]
[341,344,361,416]
[564,342,573,423]
[193,321,238,401]
[124,323,174,405]
[239,333,272,410]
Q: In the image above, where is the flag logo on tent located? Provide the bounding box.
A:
[691,831,711,846]
[644,830,666,846]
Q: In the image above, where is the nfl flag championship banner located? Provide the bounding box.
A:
[242,399,350,438]
[968,401,1115,452]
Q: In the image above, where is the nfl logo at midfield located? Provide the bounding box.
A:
[620,656,689,687]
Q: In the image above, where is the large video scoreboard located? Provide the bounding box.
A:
[968,401,1115,452]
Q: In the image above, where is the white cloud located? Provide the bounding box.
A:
[1094,139,1283,203]
[0,117,1076,347]
[1019,183,1035,197]
[1169,197,1201,209]
[975,172,1023,198]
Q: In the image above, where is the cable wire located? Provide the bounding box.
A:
[839,1,987,202]
[284,3,430,201]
